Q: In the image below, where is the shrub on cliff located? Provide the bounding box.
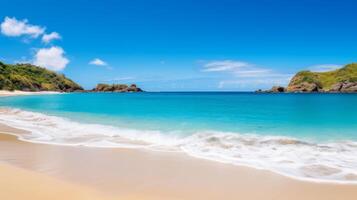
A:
[0,62,83,92]
[287,63,357,92]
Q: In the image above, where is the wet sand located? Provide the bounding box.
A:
[1,123,357,200]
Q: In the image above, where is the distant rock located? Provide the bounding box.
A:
[93,83,143,92]
[256,86,286,93]
[269,86,286,93]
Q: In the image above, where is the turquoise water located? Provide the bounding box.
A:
[0,92,357,140]
[1,92,357,182]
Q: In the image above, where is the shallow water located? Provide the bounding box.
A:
[0,92,357,182]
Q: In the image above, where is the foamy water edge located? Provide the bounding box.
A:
[0,107,357,184]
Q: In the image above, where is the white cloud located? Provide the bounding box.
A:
[33,46,69,71]
[202,60,289,78]
[89,58,107,66]
[202,60,293,90]
[308,64,342,72]
[202,60,251,72]
[42,32,61,43]
[218,76,292,89]
[0,17,45,38]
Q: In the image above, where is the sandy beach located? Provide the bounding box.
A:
[2,0,357,199]
[0,162,116,200]
[0,123,357,200]
[0,90,61,97]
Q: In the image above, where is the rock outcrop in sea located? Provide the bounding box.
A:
[92,83,143,92]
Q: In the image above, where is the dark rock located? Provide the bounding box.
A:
[258,86,286,93]
[330,83,343,92]
[270,86,286,93]
[93,83,143,93]
[287,63,357,93]
[287,82,321,93]
[330,81,357,93]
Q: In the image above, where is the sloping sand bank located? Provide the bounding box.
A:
[1,124,357,200]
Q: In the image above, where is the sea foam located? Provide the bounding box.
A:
[0,108,357,183]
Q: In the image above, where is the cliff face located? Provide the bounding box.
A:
[287,63,357,92]
[93,83,143,92]
[0,62,83,92]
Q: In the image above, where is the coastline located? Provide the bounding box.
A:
[0,90,61,97]
[1,123,357,199]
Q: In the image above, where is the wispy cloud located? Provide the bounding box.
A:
[42,32,61,43]
[103,77,134,82]
[307,64,342,72]
[218,77,291,89]
[202,60,288,78]
[202,60,251,72]
[202,60,292,78]
[14,56,32,64]
[202,60,293,89]
[0,17,45,38]
[33,46,69,71]
[89,58,107,66]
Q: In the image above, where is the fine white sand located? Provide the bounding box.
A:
[0,90,61,97]
[1,123,357,200]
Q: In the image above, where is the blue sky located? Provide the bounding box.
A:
[1,0,357,91]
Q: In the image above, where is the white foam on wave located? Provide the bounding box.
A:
[0,108,357,184]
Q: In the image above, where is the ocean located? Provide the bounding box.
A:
[0,92,357,183]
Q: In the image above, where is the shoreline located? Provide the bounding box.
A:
[1,123,357,199]
[0,106,356,184]
[0,90,62,97]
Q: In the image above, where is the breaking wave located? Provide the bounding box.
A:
[0,108,357,183]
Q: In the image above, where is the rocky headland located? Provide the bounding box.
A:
[0,61,143,93]
[0,62,82,92]
[259,63,357,93]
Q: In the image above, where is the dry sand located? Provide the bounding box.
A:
[0,90,61,97]
[1,123,357,200]
[0,161,116,200]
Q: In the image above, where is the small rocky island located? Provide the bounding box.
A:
[0,61,143,93]
[259,63,357,93]
[92,83,143,92]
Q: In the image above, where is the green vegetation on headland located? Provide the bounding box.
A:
[92,83,143,92]
[0,62,82,92]
[261,63,357,93]
[0,61,143,93]
[2,61,356,93]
